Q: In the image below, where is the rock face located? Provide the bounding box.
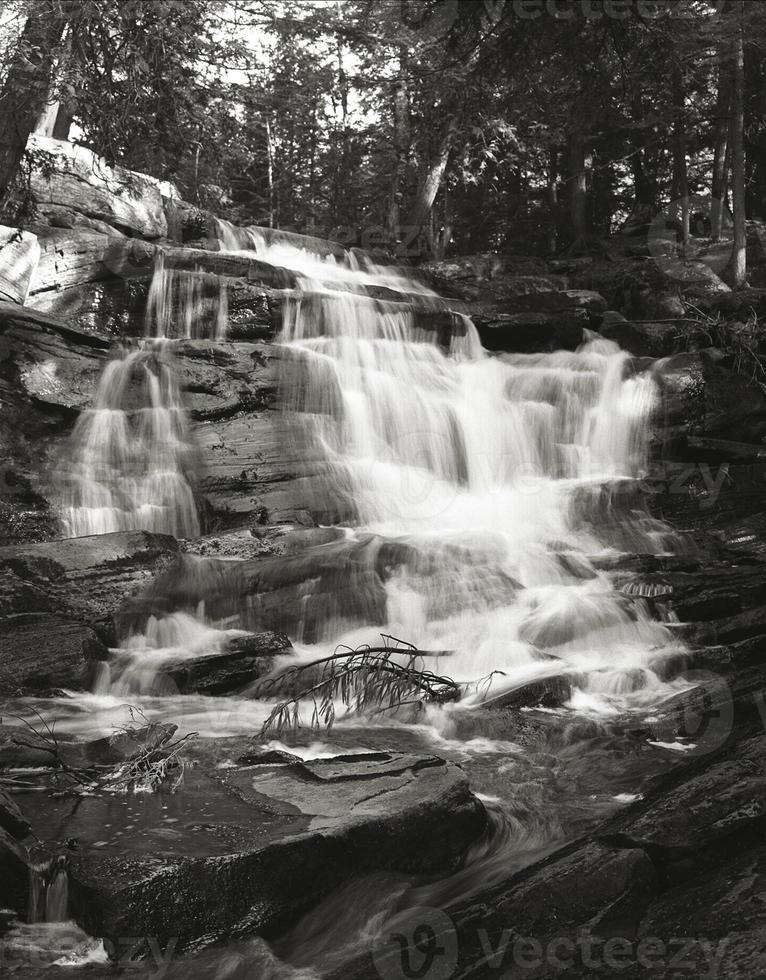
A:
[0,826,29,919]
[0,532,180,660]
[0,226,40,303]
[0,614,106,695]
[21,749,485,951]
[27,135,168,239]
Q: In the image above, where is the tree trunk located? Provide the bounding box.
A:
[569,131,588,242]
[405,116,457,251]
[671,64,689,253]
[387,44,411,244]
[0,1,73,205]
[547,147,558,254]
[266,117,275,229]
[711,65,731,241]
[729,0,747,286]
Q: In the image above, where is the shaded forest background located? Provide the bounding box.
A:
[0,0,764,279]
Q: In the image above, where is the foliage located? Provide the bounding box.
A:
[3,0,766,257]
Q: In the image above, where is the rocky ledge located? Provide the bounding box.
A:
[2,738,485,955]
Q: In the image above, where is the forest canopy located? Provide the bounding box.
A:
[0,0,763,275]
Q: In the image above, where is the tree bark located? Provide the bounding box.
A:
[405,115,457,252]
[547,147,558,254]
[569,131,588,242]
[711,74,731,240]
[729,0,747,286]
[671,64,689,253]
[387,44,411,244]
[0,1,74,205]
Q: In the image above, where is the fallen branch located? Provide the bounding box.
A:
[258,635,460,737]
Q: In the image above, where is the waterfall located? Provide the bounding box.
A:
[145,251,228,340]
[209,223,684,707]
[60,345,200,539]
[28,858,68,923]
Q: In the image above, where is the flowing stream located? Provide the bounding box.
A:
[6,225,694,973]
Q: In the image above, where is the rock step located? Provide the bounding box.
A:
[18,747,485,951]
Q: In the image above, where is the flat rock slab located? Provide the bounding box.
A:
[19,750,484,951]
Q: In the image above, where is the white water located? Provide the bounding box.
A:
[145,251,228,340]
[218,225,684,712]
[60,345,200,538]
[59,220,685,714]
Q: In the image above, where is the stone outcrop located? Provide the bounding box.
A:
[27,135,168,239]
[18,747,485,951]
[0,614,106,695]
[0,532,180,660]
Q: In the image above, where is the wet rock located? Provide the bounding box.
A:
[171,340,277,421]
[28,277,150,338]
[0,787,32,840]
[158,631,293,695]
[193,411,329,527]
[0,825,30,917]
[336,730,766,980]
[24,750,485,951]
[0,531,180,645]
[0,722,178,771]
[482,669,579,710]
[26,135,168,239]
[473,312,584,352]
[0,614,106,695]
[81,722,178,766]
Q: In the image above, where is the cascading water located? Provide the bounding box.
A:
[15,222,698,976]
[213,220,685,711]
[58,237,235,538]
[60,345,200,538]
[145,250,228,341]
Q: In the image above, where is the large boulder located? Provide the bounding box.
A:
[20,748,485,952]
[28,227,128,298]
[599,310,705,358]
[0,301,110,412]
[26,135,168,239]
